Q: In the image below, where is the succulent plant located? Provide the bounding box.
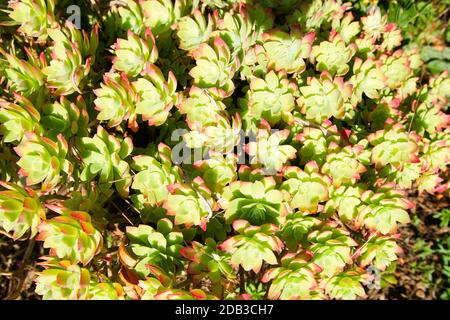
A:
[213,7,257,60]
[14,132,71,193]
[182,112,242,154]
[325,185,365,223]
[119,220,184,277]
[311,32,356,76]
[239,44,270,80]
[358,236,402,271]
[193,152,237,193]
[409,101,450,135]
[163,178,215,230]
[296,125,340,166]
[281,161,332,213]
[262,252,321,300]
[0,0,448,301]
[380,23,403,52]
[139,0,188,37]
[155,288,218,300]
[308,226,357,277]
[219,177,287,225]
[176,9,213,52]
[298,71,353,124]
[131,144,182,209]
[321,145,366,187]
[35,257,91,300]
[322,269,370,300]
[332,12,360,44]
[94,72,138,131]
[361,6,387,39]
[181,238,235,295]
[349,58,385,102]
[422,131,450,172]
[280,212,322,250]
[262,28,315,74]
[0,49,45,99]
[134,63,180,127]
[416,172,447,195]
[219,220,284,273]
[115,0,146,36]
[88,282,125,300]
[2,0,56,41]
[41,95,89,140]
[37,206,103,265]
[189,36,239,97]
[246,124,297,174]
[240,70,298,127]
[35,256,123,299]
[425,71,450,104]
[178,86,227,129]
[0,181,45,240]
[137,277,168,300]
[43,23,97,96]
[358,184,412,235]
[79,126,133,197]
[288,0,346,32]
[379,162,422,190]
[112,29,158,77]
[368,121,420,170]
[380,50,414,90]
[0,95,42,144]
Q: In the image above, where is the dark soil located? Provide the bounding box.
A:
[0,236,43,300]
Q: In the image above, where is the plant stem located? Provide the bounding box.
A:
[239,266,245,294]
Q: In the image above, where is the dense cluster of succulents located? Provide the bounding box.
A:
[0,0,448,300]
